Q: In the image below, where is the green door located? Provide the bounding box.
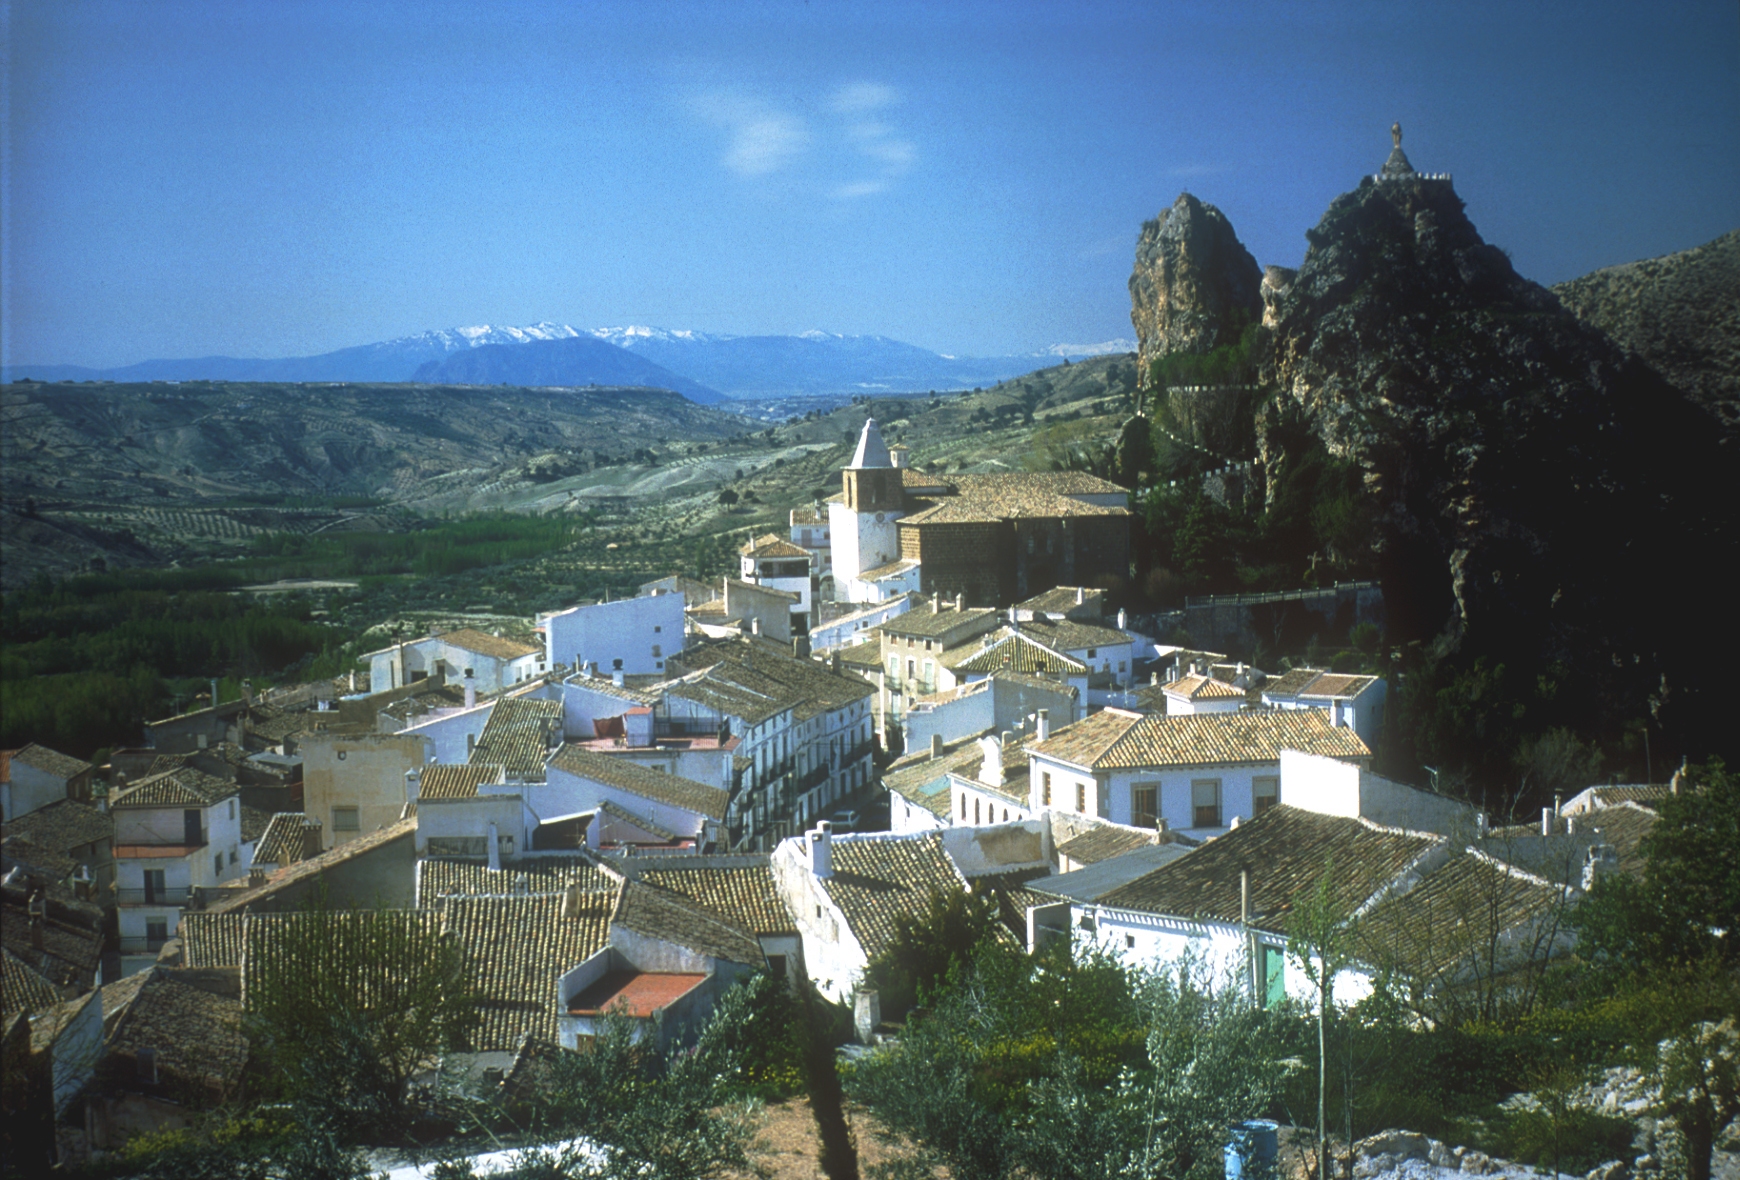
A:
[1262,944,1285,1008]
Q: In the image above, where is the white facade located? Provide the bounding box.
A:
[114,792,247,955]
[539,761,719,849]
[368,633,545,695]
[1279,750,1476,836]
[1264,676,1388,753]
[1025,751,1283,836]
[542,591,685,677]
[808,594,915,654]
[829,500,906,602]
[2,749,85,822]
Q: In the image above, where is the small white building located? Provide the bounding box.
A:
[368,628,545,695]
[790,506,833,600]
[110,768,248,961]
[807,593,915,654]
[544,744,727,852]
[1160,673,1247,715]
[2,743,96,822]
[1262,670,1387,753]
[903,672,1077,755]
[740,534,813,635]
[541,590,685,677]
[1025,708,1371,837]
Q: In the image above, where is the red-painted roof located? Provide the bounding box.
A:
[114,844,202,858]
[568,970,707,1018]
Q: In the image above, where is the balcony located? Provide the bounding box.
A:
[119,935,171,955]
[117,887,192,907]
[843,739,876,767]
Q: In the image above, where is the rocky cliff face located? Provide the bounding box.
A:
[1552,229,1739,431]
[1255,170,1737,750]
[1128,193,1263,387]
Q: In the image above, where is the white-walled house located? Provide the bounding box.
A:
[1279,749,1476,836]
[807,593,915,654]
[770,825,969,1003]
[741,534,813,635]
[2,743,94,822]
[540,591,685,677]
[110,768,248,958]
[1160,674,1247,715]
[368,628,545,694]
[903,672,1078,756]
[1025,708,1370,837]
[1262,671,1387,753]
[1068,805,1449,1008]
[543,744,727,852]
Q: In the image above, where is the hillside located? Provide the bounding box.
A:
[412,336,727,403]
[1551,229,1739,430]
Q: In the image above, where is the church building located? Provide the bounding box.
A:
[828,419,1132,608]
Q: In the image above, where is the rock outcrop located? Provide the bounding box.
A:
[1552,229,1739,431]
[1129,193,1263,387]
[1253,157,1738,752]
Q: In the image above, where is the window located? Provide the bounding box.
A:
[906,659,915,679]
[214,853,224,875]
[654,624,662,633]
[146,918,168,944]
[974,797,981,824]
[1087,648,1097,659]
[1042,772,1052,806]
[229,799,236,820]
[652,644,662,657]
[144,869,166,904]
[228,848,238,865]
[1132,783,1159,829]
[961,795,969,821]
[1253,776,1280,815]
[1125,934,1136,949]
[1192,779,1222,828]
[333,806,360,832]
[1076,781,1087,813]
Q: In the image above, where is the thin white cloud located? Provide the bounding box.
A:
[692,92,810,177]
[829,82,899,114]
[832,179,891,199]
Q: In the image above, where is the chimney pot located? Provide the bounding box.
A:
[1000,730,1012,749]
[954,592,963,611]
[1541,806,1554,837]
[1036,709,1050,742]
[1076,587,1085,605]
[1117,608,1127,630]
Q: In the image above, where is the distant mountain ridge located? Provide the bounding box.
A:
[412,336,727,403]
[4,323,1123,398]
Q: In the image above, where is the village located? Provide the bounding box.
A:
[3,416,1708,1174]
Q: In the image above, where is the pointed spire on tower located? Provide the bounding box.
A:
[849,418,893,470]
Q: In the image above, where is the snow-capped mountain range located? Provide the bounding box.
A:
[4,323,1134,400]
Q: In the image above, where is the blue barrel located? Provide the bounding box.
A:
[1225,1119,1279,1180]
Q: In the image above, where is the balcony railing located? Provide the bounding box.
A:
[119,936,171,955]
[843,739,876,767]
[117,887,192,907]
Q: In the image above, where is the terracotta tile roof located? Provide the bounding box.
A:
[11,743,92,781]
[1033,708,1369,771]
[0,889,104,998]
[1260,667,1328,699]
[598,798,680,842]
[834,643,883,669]
[1579,803,1658,875]
[896,472,1131,527]
[859,558,921,580]
[420,764,508,801]
[1584,785,1672,811]
[820,833,967,963]
[948,632,1087,676]
[252,813,319,865]
[242,909,445,1011]
[789,506,826,525]
[2,946,62,1019]
[548,744,727,820]
[741,534,811,559]
[1016,586,1104,615]
[1164,674,1246,701]
[613,879,764,965]
[240,805,271,845]
[180,913,251,969]
[881,604,1000,642]
[1096,805,1441,933]
[0,836,77,879]
[569,969,707,1017]
[666,638,874,726]
[97,970,151,1023]
[107,969,247,1094]
[637,860,795,936]
[3,799,112,854]
[884,738,984,818]
[1353,851,1568,982]
[442,891,615,1051]
[472,697,564,777]
[1298,674,1381,700]
[439,628,542,661]
[1055,824,1160,865]
[1019,619,1132,653]
[112,767,238,808]
[417,856,612,906]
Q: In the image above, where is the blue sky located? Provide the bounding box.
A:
[4,0,1736,368]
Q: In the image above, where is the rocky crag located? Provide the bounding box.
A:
[1128,193,1263,389]
[1130,132,1739,764]
[1552,229,1739,431]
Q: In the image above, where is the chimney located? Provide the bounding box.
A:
[463,668,477,710]
[612,668,626,687]
[1230,815,1241,829]
[303,822,323,859]
[931,595,940,615]
[929,733,943,760]
[487,821,501,871]
[954,592,963,611]
[1008,605,1017,624]
[1117,608,1127,631]
[1476,812,1489,837]
[793,636,811,659]
[1000,730,1012,749]
[829,651,841,674]
[241,679,254,706]
[1329,699,1344,728]
[1076,587,1085,605]
[1671,757,1687,794]
[1156,817,1168,836]
[349,670,357,692]
[248,867,266,887]
[1553,792,1563,819]
[1036,709,1050,742]
[405,767,421,804]
[1541,806,1554,837]
[808,821,834,879]
[29,915,44,951]
[1582,843,1619,891]
[750,616,762,636]
[1151,672,1159,686]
